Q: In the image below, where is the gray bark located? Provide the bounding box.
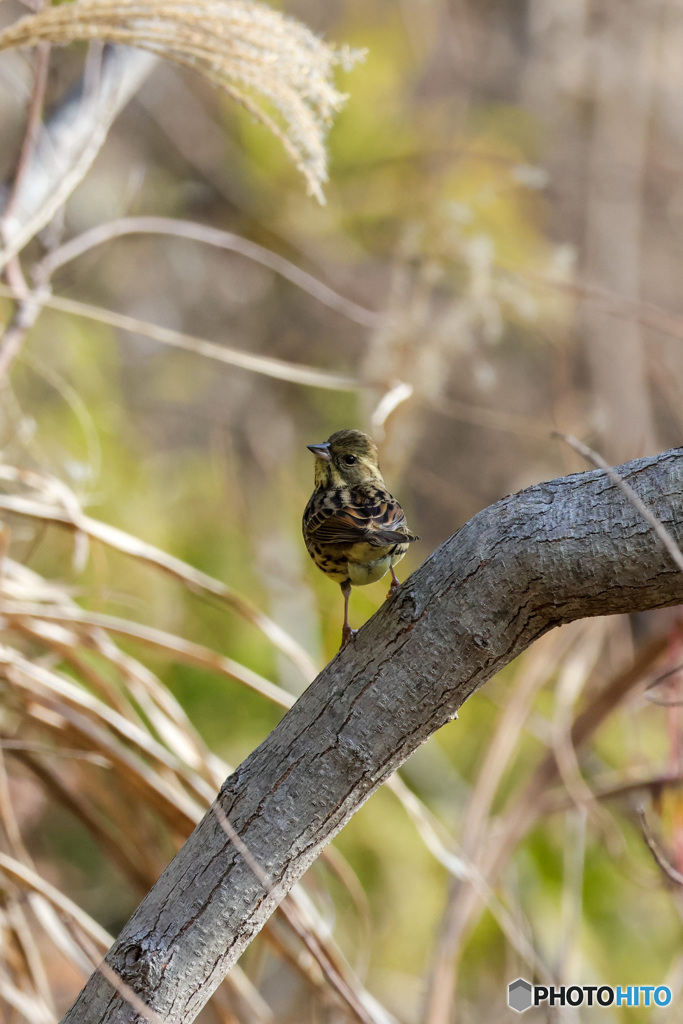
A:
[60,447,683,1024]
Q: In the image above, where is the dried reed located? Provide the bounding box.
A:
[0,0,363,202]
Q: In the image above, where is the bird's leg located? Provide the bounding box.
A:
[340,579,357,647]
[387,565,401,599]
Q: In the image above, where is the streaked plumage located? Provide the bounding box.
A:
[303,429,418,646]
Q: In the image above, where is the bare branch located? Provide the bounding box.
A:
[58,447,683,1024]
[36,216,380,328]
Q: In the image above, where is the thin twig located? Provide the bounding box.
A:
[645,694,683,707]
[0,278,49,379]
[637,805,683,886]
[554,432,683,574]
[433,393,554,440]
[36,216,381,328]
[646,661,683,690]
[542,770,683,814]
[0,281,362,391]
[533,270,683,349]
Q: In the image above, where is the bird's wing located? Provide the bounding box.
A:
[305,488,418,546]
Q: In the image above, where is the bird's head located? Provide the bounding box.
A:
[307,429,383,488]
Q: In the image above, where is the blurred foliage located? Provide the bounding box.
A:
[1,0,683,1022]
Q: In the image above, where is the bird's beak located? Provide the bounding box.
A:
[307,442,331,461]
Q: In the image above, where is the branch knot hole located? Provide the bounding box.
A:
[114,937,166,988]
[396,589,419,623]
[124,944,143,967]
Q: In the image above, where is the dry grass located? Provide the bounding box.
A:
[0,0,363,203]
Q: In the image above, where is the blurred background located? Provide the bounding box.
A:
[1,0,683,1021]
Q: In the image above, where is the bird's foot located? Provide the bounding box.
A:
[340,624,358,647]
[386,573,401,599]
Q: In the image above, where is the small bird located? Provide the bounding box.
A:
[303,429,418,646]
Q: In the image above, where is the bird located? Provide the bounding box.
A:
[303,428,418,647]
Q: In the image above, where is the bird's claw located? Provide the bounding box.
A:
[341,625,358,647]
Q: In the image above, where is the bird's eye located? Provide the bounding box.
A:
[343,454,357,465]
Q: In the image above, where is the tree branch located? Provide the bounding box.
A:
[60,447,683,1024]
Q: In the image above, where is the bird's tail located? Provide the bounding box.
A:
[369,529,419,546]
